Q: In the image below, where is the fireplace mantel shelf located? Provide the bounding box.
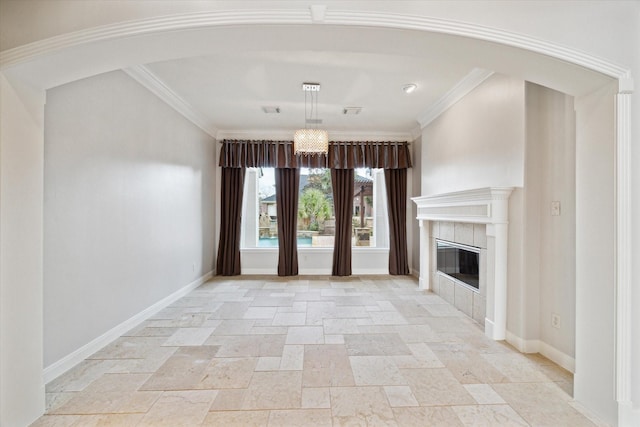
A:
[411,187,514,225]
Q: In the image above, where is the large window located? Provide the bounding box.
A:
[242,167,388,249]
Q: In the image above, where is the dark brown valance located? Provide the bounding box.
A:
[219,140,411,169]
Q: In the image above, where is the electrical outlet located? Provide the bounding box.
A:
[551,201,561,216]
[551,313,561,329]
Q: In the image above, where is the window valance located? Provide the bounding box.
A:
[219,139,412,169]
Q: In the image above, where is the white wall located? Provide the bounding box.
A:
[43,70,216,367]
[526,83,576,358]
[506,84,576,367]
[0,74,45,427]
[421,73,525,196]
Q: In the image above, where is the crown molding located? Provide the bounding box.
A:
[0,9,630,82]
[124,65,218,138]
[417,68,494,129]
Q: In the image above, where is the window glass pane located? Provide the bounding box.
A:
[298,168,334,247]
[353,168,375,247]
[258,168,278,247]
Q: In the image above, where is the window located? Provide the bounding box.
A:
[241,167,388,249]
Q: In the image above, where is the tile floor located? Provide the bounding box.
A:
[33,276,602,426]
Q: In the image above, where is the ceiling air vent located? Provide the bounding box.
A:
[262,106,281,114]
[343,107,362,115]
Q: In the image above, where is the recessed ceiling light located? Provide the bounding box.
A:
[343,107,362,115]
[262,106,281,114]
[402,84,417,94]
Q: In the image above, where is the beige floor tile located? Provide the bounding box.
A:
[463,383,506,404]
[452,404,529,426]
[50,389,159,415]
[301,387,331,408]
[30,415,83,427]
[323,318,361,334]
[383,385,419,407]
[45,392,76,412]
[303,345,355,387]
[443,357,509,384]
[272,312,307,326]
[209,319,256,335]
[256,356,282,371]
[400,368,475,406]
[199,357,257,388]
[209,388,247,410]
[214,334,287,357]
[162,327,216,346]
[268,409,332,426]
[139,346,219,390]
[285,326,324,344]
[481,353,550,382]
[493,382,597,426]
[344,333,412,356]
[88,337,171,360]
[242,371,303,410]
[280,345,304,370]
[202,410,270,426]
[138,390,217,426]
[392,406,464,426]
[330,386,396,426]
[349,356,407,386]
[244,307,278,319]
[324,334,345,344]
[45,360,118,393]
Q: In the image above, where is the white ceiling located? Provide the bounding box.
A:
[144,49,474,137]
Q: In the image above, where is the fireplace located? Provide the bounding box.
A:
[412,187,513,340]
[436,239,480,290]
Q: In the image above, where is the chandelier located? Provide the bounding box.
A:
[294,83,328,155]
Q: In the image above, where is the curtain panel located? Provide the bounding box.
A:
[275,168,300,276]
[384,168,410,275]
[219,140,411,169]
[216,167,245,276]
[331,168,354,276]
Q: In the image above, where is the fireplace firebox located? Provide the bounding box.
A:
[436,239,480,290]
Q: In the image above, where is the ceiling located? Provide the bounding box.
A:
[144,49,475,138]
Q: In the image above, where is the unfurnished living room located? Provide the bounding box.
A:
[1,1,639,427]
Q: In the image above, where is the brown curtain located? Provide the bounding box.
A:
[331,168,354,276]
[216,167,246,276]
[384,168,410,275]
[220,140,411,170]
[275,168,300,276]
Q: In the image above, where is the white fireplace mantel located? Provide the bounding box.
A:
[412,187,514,340]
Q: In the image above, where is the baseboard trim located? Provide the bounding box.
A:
[618,401,640,427]
[43,271,213,384]
[505,330,575,373]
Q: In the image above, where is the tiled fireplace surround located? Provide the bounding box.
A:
[413,187,513,341]
[429,221,487,327]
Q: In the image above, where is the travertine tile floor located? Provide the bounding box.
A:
[33,276,603,426]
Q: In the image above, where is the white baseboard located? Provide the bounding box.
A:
[505,330,576,373]
[411,268,420,279]
[619,401,640,427]
[43,271,213,384]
